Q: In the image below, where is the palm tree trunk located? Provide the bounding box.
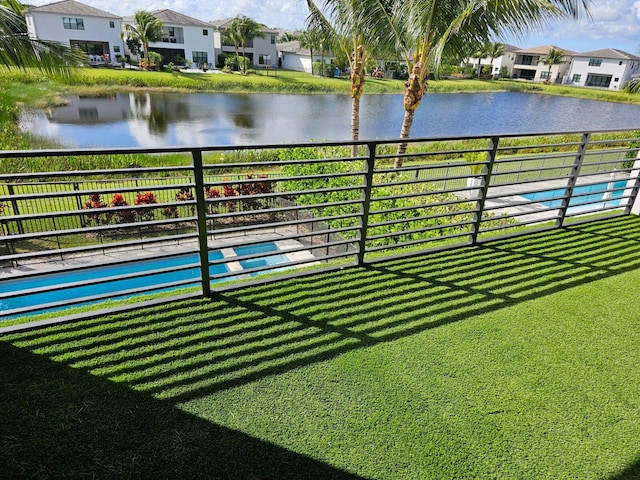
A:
[351,96,360,157]
[395,61,426,168]
[349,45,365,157]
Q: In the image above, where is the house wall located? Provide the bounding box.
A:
[146,24,215,65]
[213,31,278,67]
[566,57,640,90]
[25,11,123,63]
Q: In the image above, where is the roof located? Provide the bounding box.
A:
[26,0,120,19]
[515,45,577,56]
[573,48,640,61]
[123,9,211,28]
[277,40,334,57]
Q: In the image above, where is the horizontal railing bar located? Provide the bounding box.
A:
[0,278,204,319]
[0,234,198,263]
[369,208,477,228]
[206,216,359,237]
[370,197,475,215]
[1,262,202,300]
[367,220,473,241]
[366,231,470,253]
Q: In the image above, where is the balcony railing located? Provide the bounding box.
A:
[1,129,639,326]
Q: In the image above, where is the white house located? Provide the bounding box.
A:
[277,41,334,73]
[25,0,123,65]
[463,43,520,78]
[210,18,279,69]
[123,9,215,67]
[512,45,575,83]
[564,48,640,90]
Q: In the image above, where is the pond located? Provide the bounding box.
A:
[19,91,640,148]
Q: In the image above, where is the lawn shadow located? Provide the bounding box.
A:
[0,341,368,480]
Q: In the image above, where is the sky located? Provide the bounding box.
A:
[29,0,640,55]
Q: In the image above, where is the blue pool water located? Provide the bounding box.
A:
[520,180,626,210]
[0,242,286,318]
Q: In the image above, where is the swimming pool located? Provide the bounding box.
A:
[0,242,288,319]
[520,180,626,211]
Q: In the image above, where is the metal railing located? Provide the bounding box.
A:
[1,128,639,326]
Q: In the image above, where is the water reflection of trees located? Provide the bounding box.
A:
[129,93,190,135]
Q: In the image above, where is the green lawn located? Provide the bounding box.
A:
[2,216,640,479]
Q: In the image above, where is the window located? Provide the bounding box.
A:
[572,74,581,82]
[168,27,175,37]
[271,35,276,44]
[109,21,114,28]
[259,54,271,65]
[63,17,84,30]
[619,61,623,66]
[614,77,619,82]
[114,46,120,53]
[203,29,208,36]
[192,51,208,65]
[540,71,550,80]
[588,58,602,67]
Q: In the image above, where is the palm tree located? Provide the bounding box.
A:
[237,15,265,74]
[624,78,640,94]
[298,28,319,74]
[474,41,492,78]
[0,1,81,77]
[486,42,506,79]
[363,0,591,168]
[122,11,163,66]
[279,31,299,42]
[540,47,566,84]
[306,0,390,156]
[222,17,243,70]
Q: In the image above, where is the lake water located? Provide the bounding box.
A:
[19,91,640,148]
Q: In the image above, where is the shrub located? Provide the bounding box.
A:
[134,191,158,222]
[111,193,136,224]
[84,193,109,225]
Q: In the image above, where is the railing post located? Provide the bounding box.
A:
[191,149,211,297]
[556,132,590,228]
[357,142,376,266]
[469,137,499,245]
[6,184,24,235]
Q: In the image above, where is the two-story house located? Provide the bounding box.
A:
[122,9,215,67]
[25,0,123,65]
[210,18,279,69]
[512,45,575,83]
[462,43,520,79]
[565,49,640,90]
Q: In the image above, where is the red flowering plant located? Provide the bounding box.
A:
[239,174,275,210]
[134,191,158,222]
[205,185,222,214]
[111,193,136,224]
[83,193,109,225]
[163,188,195,218]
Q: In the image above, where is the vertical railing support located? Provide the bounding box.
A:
[469,137,499,245]
[556,132,590,228]
[191,149,211,297]
[357,142,376,266]
[6,184,24,235]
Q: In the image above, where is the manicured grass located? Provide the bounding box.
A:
[2,216,640,479]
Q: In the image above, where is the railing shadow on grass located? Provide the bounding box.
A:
[0,341,369,480]
[2,216,640,477]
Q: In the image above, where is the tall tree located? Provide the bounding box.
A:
[474,41,492,78]
[540,47,566,84]
[486,42,505,79]
[122,11,163,66]
[237,15,265,74]
[306,0,391,156]
[0,1,81,77]
[298,28,320,75]
[363,0,592,167]
[222,17,243,70]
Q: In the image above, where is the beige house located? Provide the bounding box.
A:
[512,45,575,83]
